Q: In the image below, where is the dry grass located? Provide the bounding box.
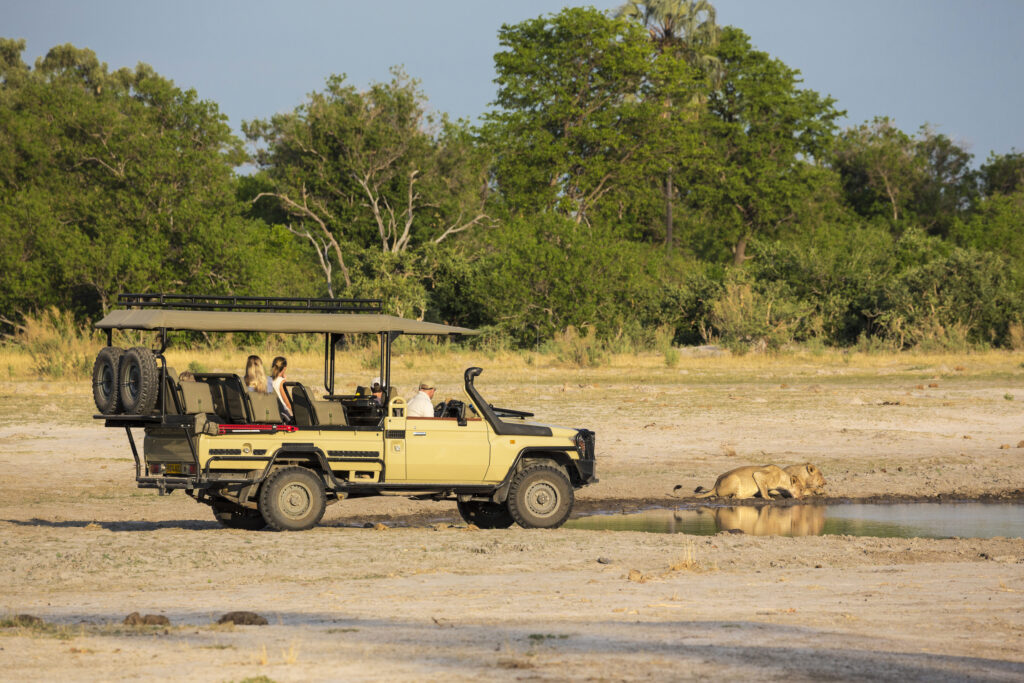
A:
[3,329,1023,388]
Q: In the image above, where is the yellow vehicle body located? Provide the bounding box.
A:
[95,294,596,531]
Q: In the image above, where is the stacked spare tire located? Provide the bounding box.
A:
[92,346,161,415]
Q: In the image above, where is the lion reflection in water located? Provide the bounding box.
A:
[694,504,826,536]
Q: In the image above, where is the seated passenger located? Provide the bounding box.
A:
[407,382,435,418]
[244,355,273,394]
[370,382,384,407]
[270,356,293,423]
[178,370,195,382]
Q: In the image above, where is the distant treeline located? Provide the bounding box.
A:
[2,4,1023,352]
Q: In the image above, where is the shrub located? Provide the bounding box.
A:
[544,325,607,367]
[15,307,99,379]
[706,276,818,353]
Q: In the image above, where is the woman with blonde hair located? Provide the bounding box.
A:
[270,356,293,422]
[244,355,272,394]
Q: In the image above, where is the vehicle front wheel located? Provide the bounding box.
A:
[456,500,515,529]
[259,467,327,531]
[507,465,574,529]
[211,499,266,531]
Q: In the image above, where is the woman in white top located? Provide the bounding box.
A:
[270,356,293,422]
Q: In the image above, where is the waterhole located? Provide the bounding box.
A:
[564,503,1024,539]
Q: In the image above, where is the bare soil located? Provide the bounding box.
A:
[1,354,1023,680]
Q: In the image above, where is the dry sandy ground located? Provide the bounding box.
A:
[1,352,1023,681]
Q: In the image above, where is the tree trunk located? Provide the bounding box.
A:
[733,234,750,267]
[664,173,674,248]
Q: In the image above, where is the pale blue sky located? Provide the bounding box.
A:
[5,0,1023,163]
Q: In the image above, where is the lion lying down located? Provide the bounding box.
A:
[674,462,826,500]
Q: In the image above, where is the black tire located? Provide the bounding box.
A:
[457,500,515,529]
[211,499,266,531]
[119,347,159,415]
[507,465,574,529]
[259,466,327,531]
[92,346,124,414]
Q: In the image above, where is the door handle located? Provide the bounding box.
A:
[413,432,427,436]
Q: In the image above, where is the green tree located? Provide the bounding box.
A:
[615,0,721,248]
[978,150,1024,198]
[483,7,698,228]
[691,27,842,265]
[831,117,923,223]
[0,39,270,317]
[244,69,491,297]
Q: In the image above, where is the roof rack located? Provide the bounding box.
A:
[117,293,382,313]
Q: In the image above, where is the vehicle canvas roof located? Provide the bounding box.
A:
[94,309,479,336]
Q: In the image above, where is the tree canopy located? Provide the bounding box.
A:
[2,4,1021,352]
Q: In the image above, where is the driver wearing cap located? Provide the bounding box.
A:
[407,382,436,418]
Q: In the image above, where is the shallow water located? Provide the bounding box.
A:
[564,503,1024,539]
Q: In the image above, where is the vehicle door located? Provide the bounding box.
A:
[401,403,490,483]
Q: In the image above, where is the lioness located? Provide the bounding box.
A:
[689,464,803,500]
[784,463,826,495]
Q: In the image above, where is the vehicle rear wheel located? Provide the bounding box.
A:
[119,347,159,415]
[211,499,266,530]
[507,465,574,529]
[259,466,326,531]
[456,500,515,529]
[92,346,123,414]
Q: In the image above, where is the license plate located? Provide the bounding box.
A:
[165,463,183,475]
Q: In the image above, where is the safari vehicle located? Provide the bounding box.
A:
[93,293,596,531]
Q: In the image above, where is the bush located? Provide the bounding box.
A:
[705,275,818,353]
[14,307,99,379]
[543,325,607,367]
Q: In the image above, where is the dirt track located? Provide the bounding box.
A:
[1,354,1023,680]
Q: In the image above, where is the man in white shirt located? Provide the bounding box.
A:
[406,382,436,418]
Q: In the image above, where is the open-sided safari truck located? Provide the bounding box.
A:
[93,294,596,531]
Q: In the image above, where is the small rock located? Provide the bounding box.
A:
[597,557,613,565]
[897,466,903,472]
[217,611,267,626]
[627,569,644,583]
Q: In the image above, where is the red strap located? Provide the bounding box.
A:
[217,424,298,435]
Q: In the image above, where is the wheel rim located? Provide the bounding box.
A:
[125,364,140,402]
[99,365,115,400]
[524,481,559,518]
[278,481,313,519]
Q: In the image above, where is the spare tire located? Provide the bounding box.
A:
[92,346,124,414]
[119,347,159,415]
